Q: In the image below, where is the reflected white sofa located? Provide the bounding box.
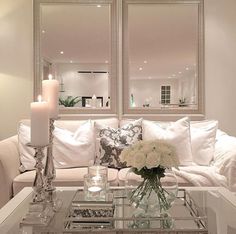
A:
[0,118,236,208]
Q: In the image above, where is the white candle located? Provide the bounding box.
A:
[88,186,102,192]
[42,74,59,118]
[91,94,96,108]
[31,95,49,146]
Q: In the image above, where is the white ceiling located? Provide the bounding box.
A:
[41,3,198,79]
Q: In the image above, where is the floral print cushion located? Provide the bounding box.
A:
[95,119,142,169]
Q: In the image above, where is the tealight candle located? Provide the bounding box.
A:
[84,174,107,201]
[42,74,59,118]
[30,95,49,146]
[88,186,102,193]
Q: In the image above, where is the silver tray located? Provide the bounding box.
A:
[63,188,208,233]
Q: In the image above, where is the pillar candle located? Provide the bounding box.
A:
[42,74,59,118]
[91,94,97,108]
[31,95,49,146]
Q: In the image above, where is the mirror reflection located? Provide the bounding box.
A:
[41,3,111,108]
[127,3,199,109]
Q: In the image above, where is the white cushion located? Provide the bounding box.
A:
[18,123,40,171]
[19,118,118,134]
[142,117,193,166]
[55,118,118,133]
[190,120,218,165]
[18,120,95,170]
[53,120,95,168]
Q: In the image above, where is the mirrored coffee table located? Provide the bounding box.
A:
[0,187,236,233]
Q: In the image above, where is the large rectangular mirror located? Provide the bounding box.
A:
[123,0,204,116]
[34,0,117,115]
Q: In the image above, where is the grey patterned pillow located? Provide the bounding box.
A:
[95,119,142,169]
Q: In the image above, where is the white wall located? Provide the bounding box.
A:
[0,0,33,140]
[180,70,197,104]
[130,79,179,107]
[55,63,109,107]
[205,0,236,136]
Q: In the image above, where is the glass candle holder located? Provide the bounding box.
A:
[88,165,108,178]
[84,174,107,201]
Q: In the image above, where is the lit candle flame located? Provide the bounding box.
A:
[38,95,42,102]
[48,74,53,80]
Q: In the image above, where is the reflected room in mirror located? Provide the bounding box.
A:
[40,2,112,110]
[123,0,204,114]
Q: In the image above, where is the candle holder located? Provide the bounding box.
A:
[44,118,62,211]
[21,143,52,225]
[84,174,107,201]
[84,165,109,201]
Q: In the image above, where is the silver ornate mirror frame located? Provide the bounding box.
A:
[122,0,205,119]
[34,0,118,117]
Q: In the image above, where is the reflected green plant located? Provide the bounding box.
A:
[59,96,81,107]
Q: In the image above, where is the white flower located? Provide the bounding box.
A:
[120,140,179,170]
[146,151,161,169]
[133,152,146,170]
[120,147,131,163]
[120,147,137,167]
[132,141,143,151]
[140,144,152,155]
[125,150,136,166]
[160,151,179,168]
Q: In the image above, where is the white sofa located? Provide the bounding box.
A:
[0,117,236,208]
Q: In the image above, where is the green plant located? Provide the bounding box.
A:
[179,97,187,107]
[179,97,186,104]
[59,96,81,107]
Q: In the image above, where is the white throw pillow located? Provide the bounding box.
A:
[18,120,95,171]
[18,123,38,171]
[142,117,193,166]
[53,120,95,168]
[190,120,218,165]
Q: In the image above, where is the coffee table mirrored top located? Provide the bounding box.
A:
[0,186,236,233]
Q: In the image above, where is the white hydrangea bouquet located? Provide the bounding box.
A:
[120,140,179,212]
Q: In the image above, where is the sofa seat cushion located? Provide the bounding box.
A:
[13,168,118,196]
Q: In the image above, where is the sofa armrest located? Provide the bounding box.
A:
[213,133,236,191]
[0,136,21,208]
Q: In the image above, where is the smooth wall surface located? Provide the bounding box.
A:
[56,63,109,103]
[205,0,236,136]
[130,79,179,108]
[0,0,33,140]
[0,0,236,140]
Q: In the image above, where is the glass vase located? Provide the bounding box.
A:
[125,167,178,228]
